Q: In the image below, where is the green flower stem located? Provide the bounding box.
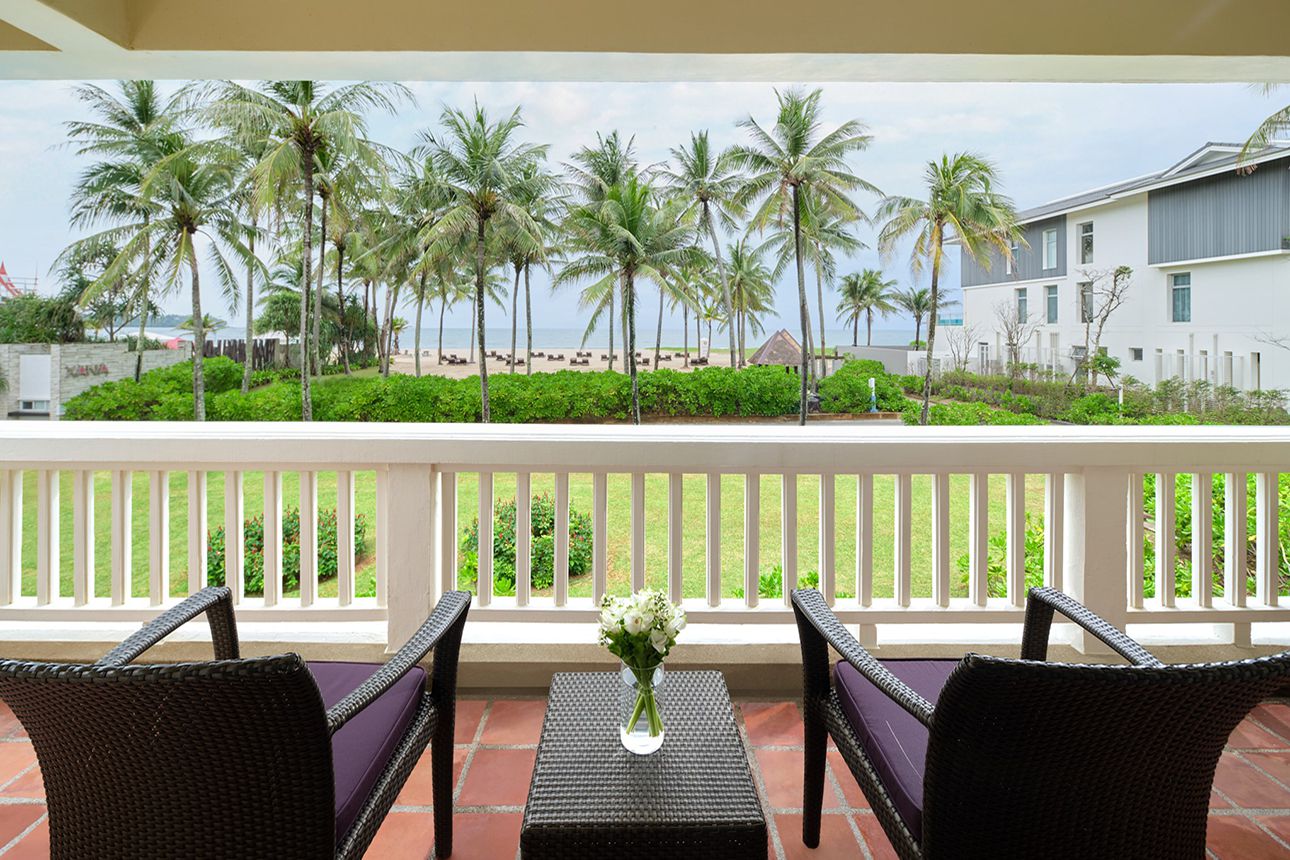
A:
[628,666,664,738]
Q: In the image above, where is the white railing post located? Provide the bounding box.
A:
[36,470,59,606]
[0,471,20,606]
[223,471,244,603]
[385,464,437,651]
[187,471,207,597]
[148,470,169,606]
[110,470,131,606]
[1062,466,1130,654]
[298,470,318,607]
[72,470,94,606]
[262,471,283,607]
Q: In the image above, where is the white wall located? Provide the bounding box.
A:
[959,193,1290,390]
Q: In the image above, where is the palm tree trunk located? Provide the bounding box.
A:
[524,263,533,376]
[468,291,477,363]
[654,284,664,368]
[682,301,689,368]
[134,219,151,382]
[336,245,350,374]
[380,282,395,378]
[625,269,639,425]
[510,263,520,374]
[607,289,615,371]
[853,313,859,348]
[695,306,701,362]
[362,278,370,359]
[414,271,426,377]
[739,308,746,368]
[621,272,630,374]
[313,193,326,375]
[437,294,447,365]
[241,222,256,394]
[920,231,943,426]
[299,166,315,421]
[792,185,809,425]
[188,248,206,422]
[475,219,491,423]
[704,205,737,367]
[865,310,872,347]
[814,251,828,386]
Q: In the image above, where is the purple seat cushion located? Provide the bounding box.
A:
[833,659,958,839]
[308,661,426,839]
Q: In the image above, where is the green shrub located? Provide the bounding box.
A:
[955,512,1045,597]
[460,494,593,593]
[206,506,368,595]
[63,357,243,420]
[901,400,1045,426]
[818,360,907,413]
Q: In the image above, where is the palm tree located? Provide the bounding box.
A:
[1241,86,1290,161]
[662,131,744,366]
[726,239,774,363]
[558,177,696,423]
[565,131,640,371]
[838,269,898,346]
[500,160,558,374]
[203,79,411,420]
[417,102,547,422]
[85,140,250,419]
[64,81,183,381]
[878,153,1021,424]
[430,267,472,365]
[390,317,407,351]
[179,313,226,335]
[894,287,942,348]
[730,88,878,424]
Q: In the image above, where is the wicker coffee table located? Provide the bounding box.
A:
[520,670,767,858]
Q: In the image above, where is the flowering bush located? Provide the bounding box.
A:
[598,589,686,671]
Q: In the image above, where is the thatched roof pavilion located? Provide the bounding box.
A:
[748,329,803,367]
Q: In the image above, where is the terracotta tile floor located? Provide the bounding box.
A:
[2,698,1290,858]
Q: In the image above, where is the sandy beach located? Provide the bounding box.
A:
[388,346,732,378]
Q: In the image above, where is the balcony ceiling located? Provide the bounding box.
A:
[0,0,1288,81]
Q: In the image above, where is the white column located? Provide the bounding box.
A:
[1063,467,1129,654]
[385,464,436,652]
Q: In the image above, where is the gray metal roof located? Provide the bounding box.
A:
[1013,142,1290,224]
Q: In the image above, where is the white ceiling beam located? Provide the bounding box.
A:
[0,0,126,55]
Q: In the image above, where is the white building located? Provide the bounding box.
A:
[956,142,1290,391]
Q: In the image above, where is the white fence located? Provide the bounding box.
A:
[0,423,1286,652]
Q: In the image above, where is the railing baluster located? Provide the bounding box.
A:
[1005,472,1026,608]
[554,472,569,607]
[819,474,836,606]
[931,473,950,607]
[299,470,318,607]
[1191,473,1213,608]
[437,471,456,596]
[1256,471,1279,606]
[781,474,797,604]
[516,472,532,606]
[72,470,94,607]
[0,471,20,605]
[337,470,355,606]
[895,473,912,608]
[1224,471,1247,607]
[263,471,283,607]
[856,473,873,607]
[223,471,244,604]
[666,473,682,603]
[187,471,207,597]
[1044,472,1065,591]
[593,472,609,604]
[969,472,989,606]
[1155,472,1175,607]
[148,470,169,606]
[111,470,132,606]
[631,472,646,592]
[706,472,721,608]
[375,468,389,607]
[36,470,59,606]
[744,473,760,608]
[477,471,494,607]
[1127,474,1144,609]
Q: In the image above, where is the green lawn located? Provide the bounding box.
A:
[18,469,1045,602]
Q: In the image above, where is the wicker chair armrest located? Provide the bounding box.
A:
[791,589,933,728]
[326,591,471,735]
[97,586,239,667]
[1020,586,1162,666]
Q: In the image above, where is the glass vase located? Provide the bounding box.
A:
[619,661,665,754]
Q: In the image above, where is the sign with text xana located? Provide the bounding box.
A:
[65,363,110,378]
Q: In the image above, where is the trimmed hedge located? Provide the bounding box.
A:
[460,494,593,595]
[206,506,369,595]
[66,362,883,423]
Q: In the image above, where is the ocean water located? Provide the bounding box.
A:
[183,326,918,350]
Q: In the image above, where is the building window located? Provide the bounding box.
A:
[1078,222,1094,264]
[1015,287,1028,320]
[1130,347,1143,361]
[1042,229,1057,270]
[1045,285,1058,323]
[1005,240,1018,276]
[17,400,49,412]
[1171,272,1191,323]
[1079,281,1094,324]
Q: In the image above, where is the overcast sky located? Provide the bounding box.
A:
[0,80,1281,337]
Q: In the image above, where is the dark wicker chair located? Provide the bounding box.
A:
[0,586,471,860]
[792,586,1290,860]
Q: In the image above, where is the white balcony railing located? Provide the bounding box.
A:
[0,423,1286,653]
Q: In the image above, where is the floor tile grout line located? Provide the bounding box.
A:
[736,709,786,860]
[0,763,37,796]
[0,810,44,857]
[451,699,492,806]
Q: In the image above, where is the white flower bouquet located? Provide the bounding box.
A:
[599,589,686,747]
